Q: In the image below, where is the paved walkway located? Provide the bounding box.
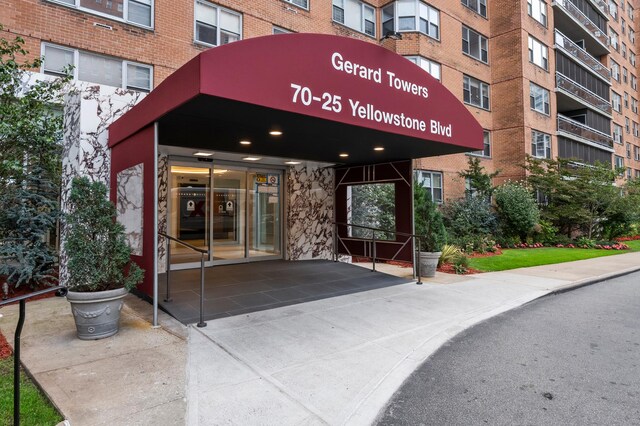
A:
[1,252,639,425]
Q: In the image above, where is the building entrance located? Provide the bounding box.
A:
[168,162,282,269]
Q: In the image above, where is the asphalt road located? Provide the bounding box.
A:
[377,272,640,426]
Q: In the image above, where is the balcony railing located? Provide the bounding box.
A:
[554,0,609,48]
[556,73,612,115]
[555,30,610,81]
[557,115,613,148]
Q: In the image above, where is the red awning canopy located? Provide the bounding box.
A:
[109,33,483,165]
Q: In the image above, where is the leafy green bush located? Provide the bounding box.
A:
[494,182,540,243]
[452,253,470,274]
[64,177,144,292]
[575,237,596,248]
[414,182,447,252]
[438,244,462,266]
[443,196,496,246]
[534,219,558,245]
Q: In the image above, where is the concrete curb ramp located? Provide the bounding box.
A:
[1,251,639,425]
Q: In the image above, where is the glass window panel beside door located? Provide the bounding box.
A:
[248,171,281,258]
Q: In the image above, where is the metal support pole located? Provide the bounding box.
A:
[333,223,337,262]
[197,253,207,328]
[14,299,25,425]
[416,237,422,285]
[165,238,172,302]
[372,232,376,272]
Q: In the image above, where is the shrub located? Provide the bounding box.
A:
[414,182,447,252]
[452,253,469,274]
[64,177,144,292]
[494,182,540,243]
[443,196,496,244]
[438,244,462,266]
[534,219,558,245]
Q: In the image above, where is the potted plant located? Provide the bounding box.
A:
[414,181,447,278]
[64,177,144,340]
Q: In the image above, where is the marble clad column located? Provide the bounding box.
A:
[157,154,169,273]
[286,163,335,260]
[60,83,146,284]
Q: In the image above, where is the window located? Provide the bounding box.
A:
[612,91,622,112]
[634,121,639,137]
[622,18,626,33]
[622,42,627,58]
[531,130,551,158]
[627,167,633,179]
[613,123,623,144]
[627,142,632,158]
[333,0,376,36]
[632,97,638,113]
[610,28,619,50]
[471,130,491,157]
[462,26,488,63]
[610,0,618,20]
[611,59,620,81]
[47,0,152,27]
[41,43,152,91]
[636,170,640,179]
[615,155,625,169]
[415,170,443,203]
[461,0,487,17]
[625,116,630,133]
[272,26,292,34]
[527,0,547,26]
[528,36,548,70]
[623,67,628,83]
[530,82,550,114]
[630,3,635,20]
[635,145,640,161]
[283,0,308,9]
[405,56,441,80]
[632,74,638,90]
[194,2,241,47]
[630,52,636,66]
[630,28,635,43]
[463,75,490,109]
[382,1,440,40]
[624,92,629,108]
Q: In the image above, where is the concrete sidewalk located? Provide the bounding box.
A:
[1,252,639,425]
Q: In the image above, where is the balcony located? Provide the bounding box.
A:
[557,115,613,148]
[553,0,609,56]
[554,30,610,82]
[556,73,612,115]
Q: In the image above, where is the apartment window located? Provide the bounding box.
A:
[528,36,548,70]
[612,91,622,112]
[471,130,491,157]
[632,74,638,90]
[632,97,638,113]
[635,145,640,161]
[283,0,308,9]
[415,170,443,203]
[333,0,376,36]
[47,0,152,27]
[634,121,639,137]
[610,0,618,20]
[623,67,628,83]
[630,52,636,66]
[627,142,632,158]
[624,92,629,108]
[530,82,550,115]
[382,1,440,40]
[625,116,630,133]
[194,2,241,47]
[42,43,152,91]
[462,26,488,63]
[629,4,635,20]
[630,28,635,43]
[613,123,623,144]
[527,0,547,26]
[636,170,640,179]
[622,18,626,33]
[272,26,292,34]
[615,155,625,169]
[461,0,487,17]
[405,56,441,81]
[531,130,551,158]
[627,167,633,179]
[611,59,620,81]
[611,28,619,50]
[622,43,627,58]
[463,75,490,109]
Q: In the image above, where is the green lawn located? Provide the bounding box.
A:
[469,239,640,272]
[0,357,62,426]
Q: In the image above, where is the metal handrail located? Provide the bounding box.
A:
[158,232,207,327]
[332,221,429,284]
[0,286,67,426]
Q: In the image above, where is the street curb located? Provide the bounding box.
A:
[546,265,640,296]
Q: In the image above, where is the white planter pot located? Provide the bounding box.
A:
[419,251,442,278]
[67,287,127,340]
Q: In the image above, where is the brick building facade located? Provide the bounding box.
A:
[2,0,639,201]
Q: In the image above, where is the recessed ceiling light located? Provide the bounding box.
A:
[284,161,301,165]
[374,146,385,151]
[243,157,262,161]
[193,151,214,157]
[239,140,251,145]
[339,153,349,158]
[269,130,283,136]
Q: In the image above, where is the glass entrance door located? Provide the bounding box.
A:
[168,165,211,266]
[168,162,283,268]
